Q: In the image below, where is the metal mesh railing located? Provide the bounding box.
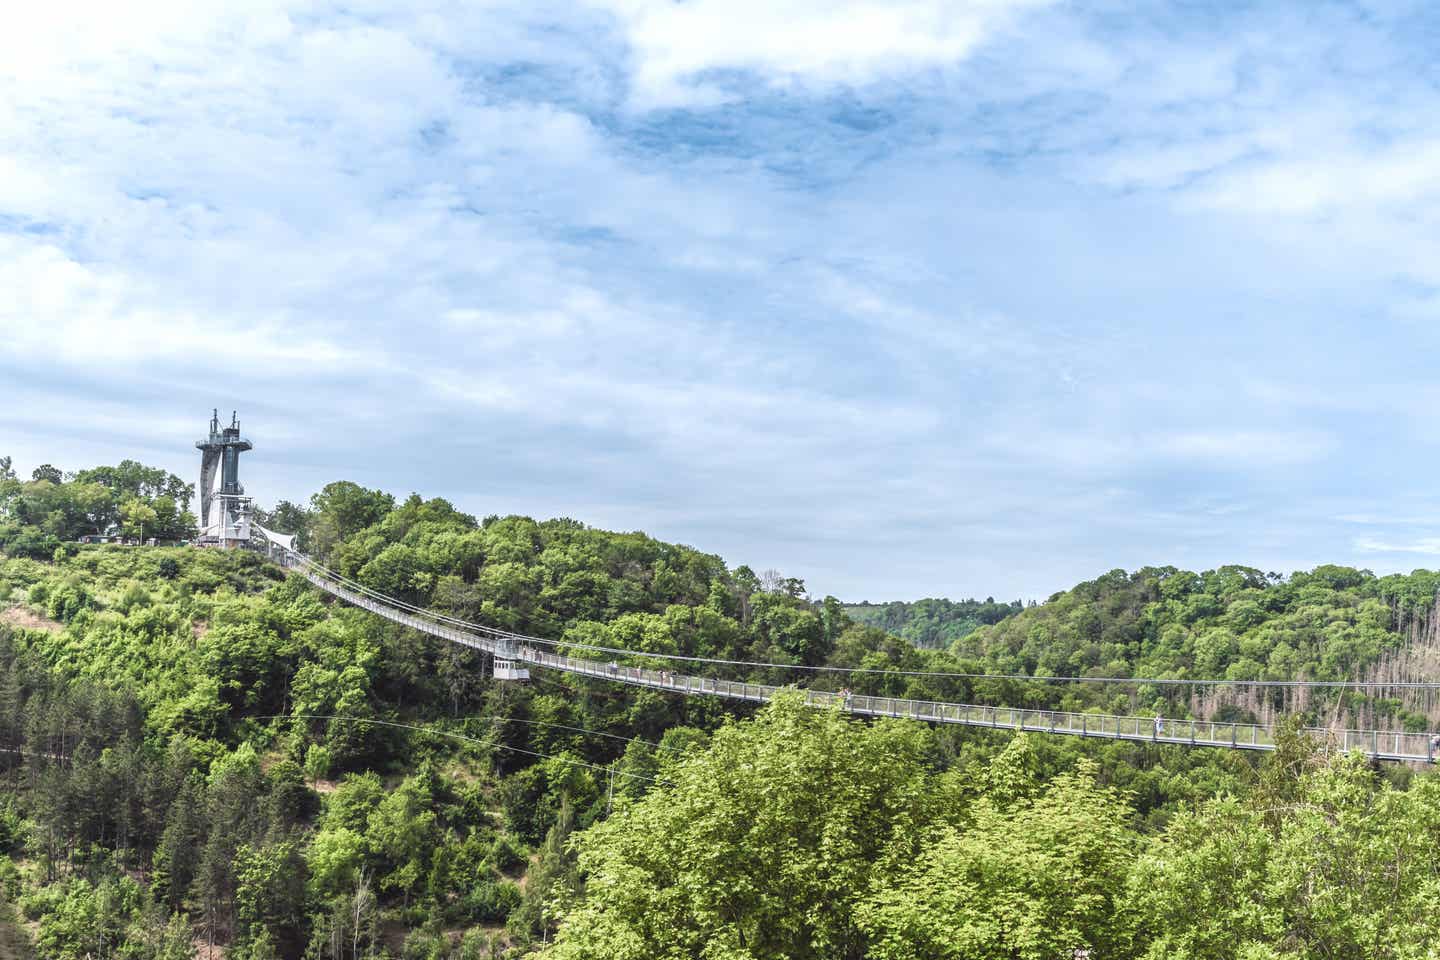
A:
[300,565,1438,763]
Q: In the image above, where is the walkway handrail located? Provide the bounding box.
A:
[290,555,1438,763]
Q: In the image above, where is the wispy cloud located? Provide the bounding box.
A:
[0,239,375,374]
[1355,537,1440,557]
[590,0,1054,107]
[5,0,1440,598]
[1154,431,1335,467]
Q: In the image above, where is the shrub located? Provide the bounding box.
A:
[465,880,522,924]
[485,835,526,875]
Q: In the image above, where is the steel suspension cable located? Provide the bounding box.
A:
[290,551,1440,690]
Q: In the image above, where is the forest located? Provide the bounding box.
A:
[842,597,1023,649]
[1,460,1439,958]
[0,457,195,555]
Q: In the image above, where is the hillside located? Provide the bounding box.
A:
[842,597,1022,648]
[0,461,1439,958]
[955,565,1440,732]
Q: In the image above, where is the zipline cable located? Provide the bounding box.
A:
[472,714,686,754]
[262,714,673,784]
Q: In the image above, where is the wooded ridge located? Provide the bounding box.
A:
[0,458,1437,959]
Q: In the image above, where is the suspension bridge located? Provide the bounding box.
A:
[257,531,1439,764]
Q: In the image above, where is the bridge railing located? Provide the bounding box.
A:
[299,564,1438,763]
[513,640,1435,760]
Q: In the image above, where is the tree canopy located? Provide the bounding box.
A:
[0,458,195,555]
[0,459,1438,959]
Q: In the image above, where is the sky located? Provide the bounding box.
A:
[5,0,1440,601]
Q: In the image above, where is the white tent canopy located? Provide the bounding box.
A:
[252,523,296,553]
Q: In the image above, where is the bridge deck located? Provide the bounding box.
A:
[302,568,1437,763]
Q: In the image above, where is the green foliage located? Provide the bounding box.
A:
[946,564,1440,734]
[844,596,1023,648]
[19,864,209,960]
[308,481,397,561]
[465,879,522,924]
[367,773,441,897]
[545,695,935,960]
[486,833,527,875]
[858,753,1137,959]
[234,840,307,954]
[306,826,367,901]
[1131,753,1440,958]
[9,457,1440,960]
[509,799,580,943]
[153,777,204,909]
[0,458,195,550]
[120,498,160,543]
[545,702,1440,960]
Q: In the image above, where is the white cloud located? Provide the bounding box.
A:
[1083,133,1265,193]
[976,3,1440,298]
[984,427,1334,474]
[6,0,1440,599]
[1337,514,1440,527]
[1355,537,1440,556]
[1155,430,1334,466]
[590,0,1053,107]
[1194,140,1440,217]
[0,1,294,82]
[0,237,374,373]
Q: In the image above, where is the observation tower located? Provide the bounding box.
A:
[196,409,253,547]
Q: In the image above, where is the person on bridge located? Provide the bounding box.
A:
[1154,715,1164,737]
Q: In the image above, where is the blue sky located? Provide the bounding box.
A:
[5,0,1440,600]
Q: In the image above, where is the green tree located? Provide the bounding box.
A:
[308,481,396,560]
[234,840,308,955]
[366,774,439,903]
[1131,750,1440,958]
[153,778,204,909]
[857,752,1137,960]
[510,797,580,944]
[307,826,367,901]
[544,695,933,960]
[120,497,159,543]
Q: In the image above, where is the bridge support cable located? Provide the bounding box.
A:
[263,543,1440,693]
[279,549,1438,763]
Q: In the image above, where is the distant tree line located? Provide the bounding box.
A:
[0,456,195,557]
[843,596,1024,648]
